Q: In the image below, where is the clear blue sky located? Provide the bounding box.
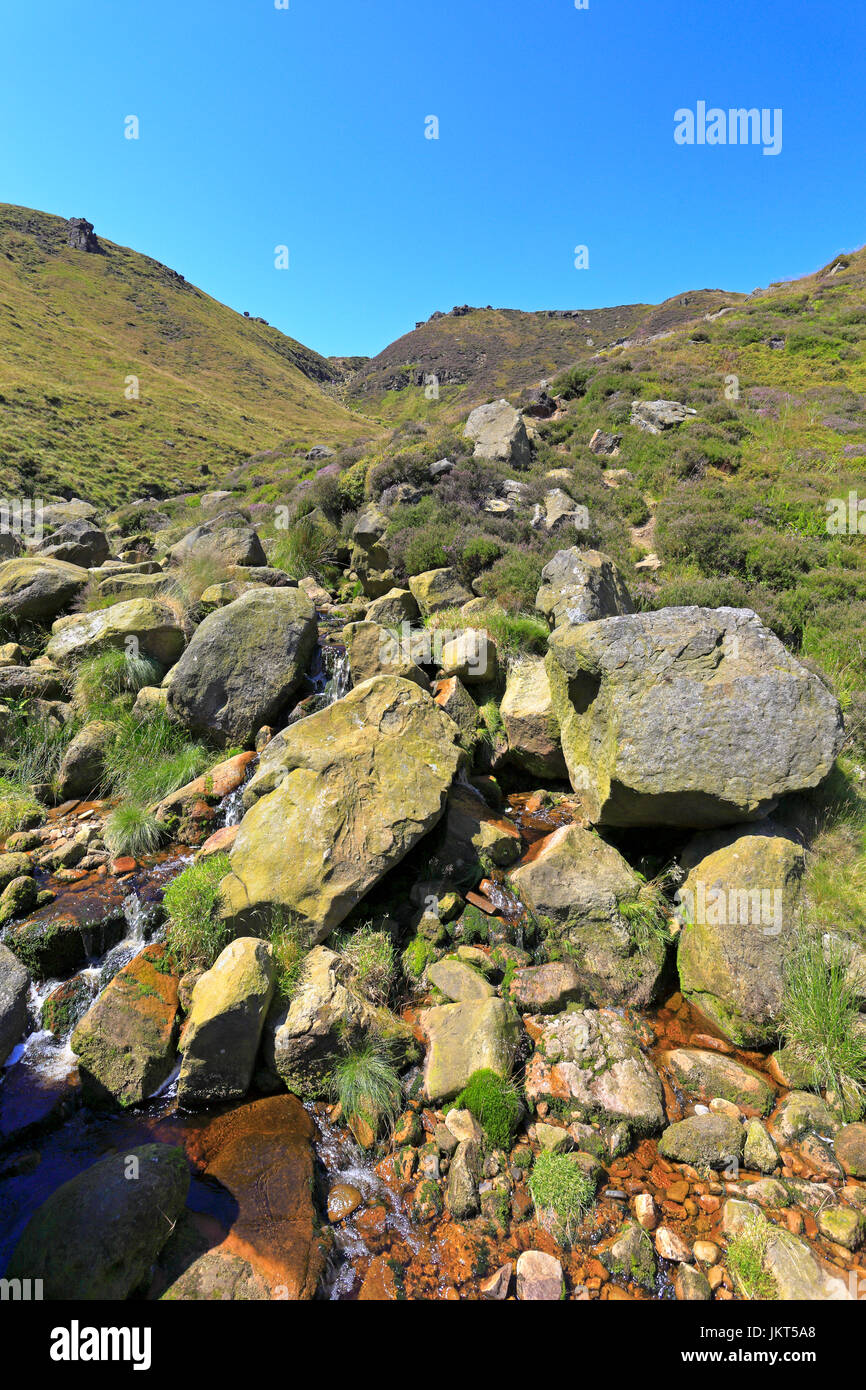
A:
[1,0,864,358]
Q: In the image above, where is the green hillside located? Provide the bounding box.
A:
[0,204,375,506]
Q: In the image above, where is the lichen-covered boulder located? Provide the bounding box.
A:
[37,518,110,568]
[221,676,464,939]
[56,719,116,800]
[547,607,843,827]
[71,942,180,1107]
[365,587,419,626]
[5,1143,189,1299]
[663,1048,775,1116]
[167,587,317,747]
[408,567,472,616]
[658,1113,744,1168]
[0,556,89,624]
[169,516,266,568]
[421,998,519,1101]
[342,619,428,688]
[535,547,633,632]
[510,823,667,1009]
[177,938,275,1107]
[500,657,567,779]
[676,828,806,1045]
[46,597,185,666]
[464,399,532,469]
[524,1008,665,1137]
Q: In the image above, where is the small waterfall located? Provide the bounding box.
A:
[324,646,351,704]
[219,786,246,827]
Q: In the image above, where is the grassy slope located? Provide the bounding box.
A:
[0,204,375,506]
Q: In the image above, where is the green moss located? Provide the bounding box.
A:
[452,1068,522,1150]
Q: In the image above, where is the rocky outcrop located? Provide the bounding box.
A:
[630,399,696,433]
[524,1008,665,1137]
[6,1143,189,1299]
[535,548,633,632]
[510,823,667,1009]
[167,588,317,746]
[66,217,101,252]
[464,399,532,469]
[46,597,185,666]
[221,676,464,939]
[547,607,843,828]
[676,828,806,1045]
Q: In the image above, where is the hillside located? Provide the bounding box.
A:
[0,204,375,506]
[345,289,743,422]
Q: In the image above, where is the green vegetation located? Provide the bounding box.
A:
[427,604,548,659]
[73,649,163,714]
[162,853,233,969]
[330,1038,402,1136]
[0,203,371,506]
[335,924,397,1005]
[272,516,337,582]
[101,711,210,806]
[617,873,674,951]
[726,1208,779,1300]
[103,804,166,858]
[401,935,437,980]
[268,907,315,999]
[780,929,866,1120]
[528,1150,596,1245]
[0,775,43,836]
[452,1068,522,1150]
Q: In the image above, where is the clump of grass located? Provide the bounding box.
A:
[101,711,210,805]
[0,776,44,836]
[726,1207,779,1301]
[452,1068,522,1150]
[268,907,315,999]
[163,852,233,969]
[103,804,167,859]
[167,554,234,610]
[336,924,397,1004]
[272,516,337,582]
[426,605,548,660]
[617,872,674,951]
[780,930,866,1120]
[0,704,72,791]
[528,1150,596,1245]
[73,648,163,715]
[402,935,437,981]
[800,762,866,939]
[330,1037,402,1136]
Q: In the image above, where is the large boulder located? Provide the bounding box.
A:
[659,1113,744,1167]
[630,399,696,433]
[500,657,567,779]
[464,399,532,469]
[169,514,266,568]
[0,556,89,623]
[421,997,520,1101]
[524,1008,665,1137]
[547,607,844,828]
[0,941,29,1065]
[182,1095,325,1299]
[221,676,464,938]
[46,597,185,666]
[535,548,633,632]
[510,823,667,1009]
[365,587,419,626]
[663,1048,775,1115]
[676,828,807,1045]
[0,665,66,701]
[6,1143,189,1299]
[269,946,417,1098]
[343,619,428,688]
[56,720,116,800]
[71,942,180,1107]
[37,518,110,568]
[177,937,275,1107]
[167,587,317,747]
[408,567,472,616]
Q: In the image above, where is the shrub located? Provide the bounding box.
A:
[330,1038,402,1136]
[453,1068,522,1149]
[103,804,167,858]
[780,930,866,1120]
[528,1150,596,1244]
[460,535,502,579]
[476,550,545,612]
[163,853,233,969]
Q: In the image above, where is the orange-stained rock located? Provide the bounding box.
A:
[185,1094,327,1300]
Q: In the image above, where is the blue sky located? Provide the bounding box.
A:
[1,0,864,357]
